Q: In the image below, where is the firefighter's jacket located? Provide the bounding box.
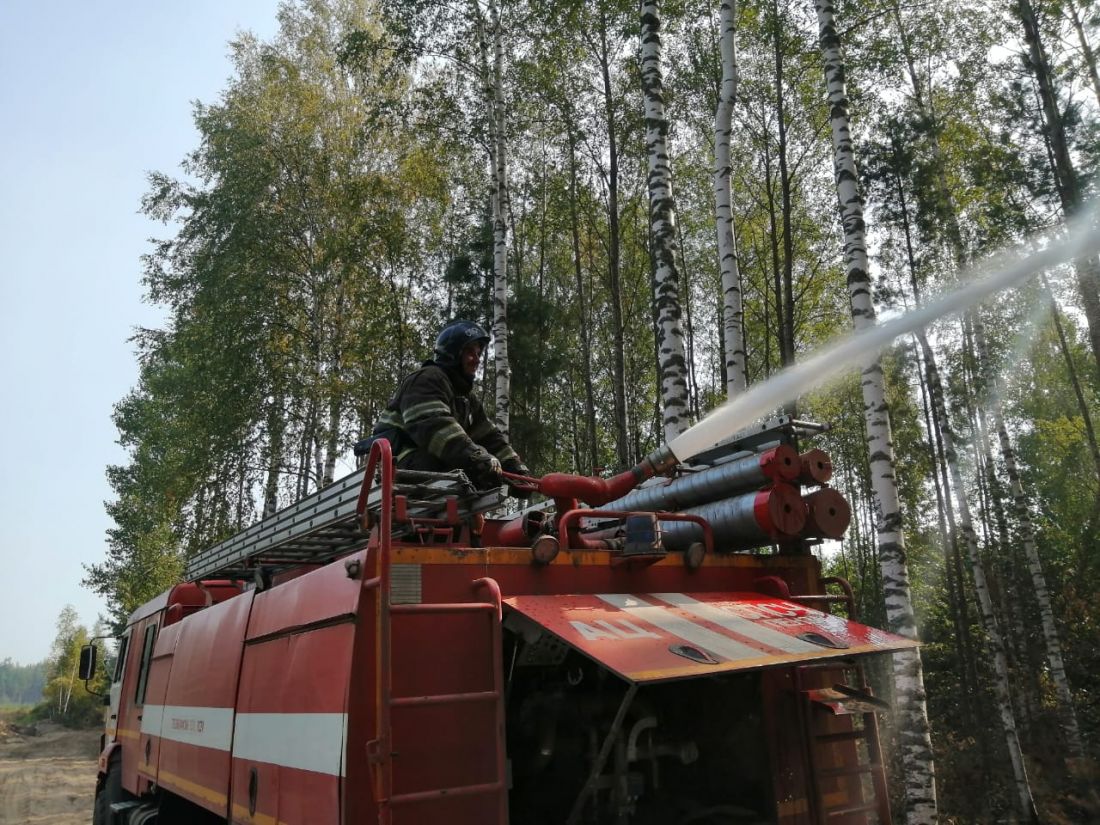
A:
[372,361,520,484]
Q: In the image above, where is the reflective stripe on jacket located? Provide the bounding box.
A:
[371,363,518,474]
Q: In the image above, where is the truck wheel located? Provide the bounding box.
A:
[92,760,122,825]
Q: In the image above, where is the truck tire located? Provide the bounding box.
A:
[92,760,122,825]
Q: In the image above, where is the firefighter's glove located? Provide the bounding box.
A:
[503,458,534,500]
[503,458,530,476]
[470,450,504,490]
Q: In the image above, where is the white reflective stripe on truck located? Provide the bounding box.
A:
[138,706,347,776]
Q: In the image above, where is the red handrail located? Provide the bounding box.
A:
[359,439,395,821]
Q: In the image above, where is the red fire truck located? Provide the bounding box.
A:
[82,418,915,825]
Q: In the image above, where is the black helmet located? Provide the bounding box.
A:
[433,320,490,366]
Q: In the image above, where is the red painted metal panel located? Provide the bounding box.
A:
[232,620,355,825]
[345,573,385,825]
[237,623,354,712]
[398,545,823,606]
[504,592,918,683]
[136,622,182,787]
[262,763,341,825]
[388,608,500,818]
[246,552,364,641]
[155,590,255,817]
[117,614,157,796]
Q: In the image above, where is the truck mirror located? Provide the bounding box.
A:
[78,644,98,681]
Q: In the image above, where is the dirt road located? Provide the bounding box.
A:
[0,721,98,825]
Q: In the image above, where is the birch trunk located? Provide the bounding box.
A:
[714,0,746,395]
[298,396,317,499]
[323,390,341,487]
[1016,0,1100,383]
[891,159,975,702]
[640,0,690,442]
[568,130,599,472]
[677,219,701,419]
[490,1,511,437]
[915,332,979,723]
[312,430,324,496]
[890,2,1025,759]
[263,390,285,518]
[921,337,1039,822]
[593,14,631,468]
[814,2,937,820]
[773,1,796,371]
[969,376,1036,737]
[971,312,1085,758]
[1065,0,1100,107]
[323,297,344,488]
[474,0,512,437]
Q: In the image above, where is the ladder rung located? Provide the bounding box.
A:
[392,690,499,708]
[818,762,881,778]
[390,780,504,806]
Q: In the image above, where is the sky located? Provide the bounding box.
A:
[0,1,282,664]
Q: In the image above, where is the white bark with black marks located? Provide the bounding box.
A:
[714,0,746,395]
[972,312,1084,758]
[641,0,690,441]
[473,0,512,438]
[921,337,1038,822]
[815,1,938,821]
[490,2,511,437]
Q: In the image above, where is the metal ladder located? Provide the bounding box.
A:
[184,458,507,582]
[790,579,892,825]
[796,661,891,824]
[361,440,509,825]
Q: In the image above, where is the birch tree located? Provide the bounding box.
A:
[814,1,938,820]
[715,0,747,395]
[471,0,514,437]
[971,311,1085,758]
[884,0,1087,763]
[921,334,1038,821]
[641,0,691,441]
[1015,0,1100,383]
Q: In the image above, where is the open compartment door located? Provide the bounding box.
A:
[503,591,917,684]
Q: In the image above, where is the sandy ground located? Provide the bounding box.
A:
[0,721,99,825]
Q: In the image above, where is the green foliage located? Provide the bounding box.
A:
[27,606,111,729]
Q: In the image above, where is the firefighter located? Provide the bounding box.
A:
[368,320,531,491]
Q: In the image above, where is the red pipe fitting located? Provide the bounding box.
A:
[751,483,807,540]
[798,448,834,485]
[802,487,851,539]
[519,444,680,507]
[759,444,801,483]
